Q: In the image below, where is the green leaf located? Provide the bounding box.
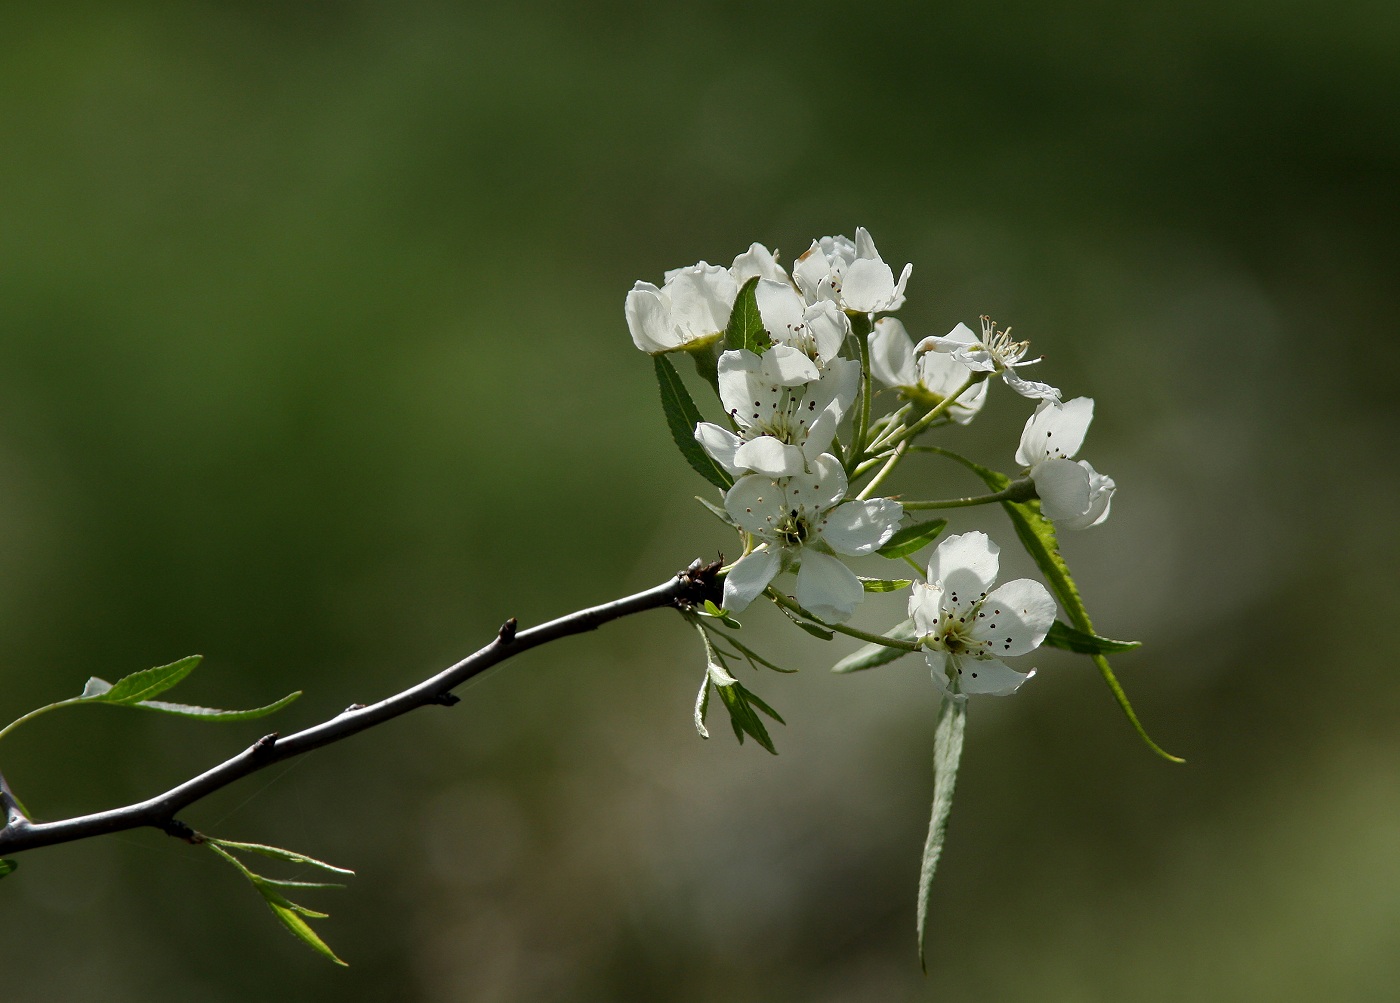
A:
[715,682,780,754]
[654,355,734,491]
[694,493,738,527]
[0,858,16,879]
[208,839,355,875]
[1043,621,1142,655]
[722,275,770,355]
[265,897,348,966]
[84,655,202,706]
[715,633,796,673]
[699,600,742,629]
[860,577,913,593]
[917,695,966,971]
[794,620,834,641]
[134,690,302,721]
[831,619,919,674]
[877,519,949,559]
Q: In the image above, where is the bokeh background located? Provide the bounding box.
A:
[2,3,1397,1000]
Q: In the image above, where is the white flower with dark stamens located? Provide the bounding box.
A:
[625,261,739,354]
[791,227,912,315]
[909,532,1056,699]
[1015,397,1117,530]
[722,454,902,622]
[754,279,852,363]
[868,317,989,424]
[915,317,1060,401]
[694,347,860,478]
[731,242,788,284]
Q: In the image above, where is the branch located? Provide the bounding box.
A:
[0,560,722,856]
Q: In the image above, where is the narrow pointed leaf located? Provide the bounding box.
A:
[87,656,202,706]
[877,519,949,559]
[917,696,966,971]
[741,685,785,725]
[722,275,770,355]
[860,577,913,593]
[794,620,834,641]
[717,633,796,673]
[832,619,919,674]
[265,899,348,966]
[1043,621,1142,655]
[694,493,738,527]
[694,676,711,739]
[208,839,355,875]
[135,690,302,721]
[716,683,779,754]
[654,355,733,490]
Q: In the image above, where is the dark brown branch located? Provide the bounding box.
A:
[0,560,721,856]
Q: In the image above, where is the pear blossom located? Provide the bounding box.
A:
[731,242,788,284]
[694,347,860,478]
[1015,397,1116,529]
[910,532,1056,699]
[754,279,852,364]
[792,227,912,315]
[722,454,902,622]
[867,318,989,424]
[915,317,1060,401]
[626,261,739,354]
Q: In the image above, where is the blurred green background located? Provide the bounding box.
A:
[2,2,1397,1000]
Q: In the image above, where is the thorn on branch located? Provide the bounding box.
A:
[497,617,518,644]
[427,692,461,707]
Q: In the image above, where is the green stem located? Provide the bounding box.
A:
[846,313,874,476]
[0,698,86,746]
[856,440,908,500]
[879,372,989,450]
[766,588,921,652]
[901,481,1034,510]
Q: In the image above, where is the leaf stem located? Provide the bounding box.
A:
[765,589,921,652]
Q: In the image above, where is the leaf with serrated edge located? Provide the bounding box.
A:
[654,355,733,490]
[917,695,966,971]
[136,690,302,721]
[723,276,769,355]
[832,619,919,674]
[88,656,202,705]
[1043,621,1141,655]
[878,519,949,559]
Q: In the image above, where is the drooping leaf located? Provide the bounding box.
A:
[860,577,913,593]
[722,275,770,356]
[1043,621,1142,655]
[693,493,738,527]
[715,633,796,673]
[0,858,16,879]
[878,519,949,559]
[654,355,734,490]
[84,655,202,706]
[831,619,919,674]
[693,675,712,739]
[917,695,966,971]
[134,690,302,721]
[714,682,780,754]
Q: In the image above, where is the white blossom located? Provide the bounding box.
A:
[754,279,851,364]
[625,262,739,354]
[867,318,989,424]
[694,347,860,478]
[791,227,912,315]
[1015,397,1116,529]
[909,532,1056,699]
[915,317,1060,401]
[722,454,902,623]
[731,242,788,285]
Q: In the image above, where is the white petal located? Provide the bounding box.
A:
[956,657,1033,697]
[724,474,786,537]
[1016,397,1094,466]
[804,357,861,418]
[969,579,1056,657]
[800,403,841,462]
[909,581,944,637]
[1056,461,1115,530]
[717,348,816,432]
[792,241,832,302]
[1030,457,1092,522]
[820,498,904,556]
[754,279,808,345]
[927,532,1000,611]
[925,650,958,700]
[888,262,912,311]
[694,423,744,475]
[734,436,807,477]
[625,282,675,353]
[802,301,850,362]
[795,550,865,623]
[869,318,919,387]
[722,550,781,613]
[731,243,787,284]
[665,264,738,341]
[762,344,821,384]
[1002,368,1061,401]
[853,226,880,260]
[782,453,847,514]
[841,257,895,313]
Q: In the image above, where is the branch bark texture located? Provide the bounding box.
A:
[0,561,721,856]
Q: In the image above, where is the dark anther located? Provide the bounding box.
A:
[428,692,461,707]
[161,819,201,844]
[498,617,519,643]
